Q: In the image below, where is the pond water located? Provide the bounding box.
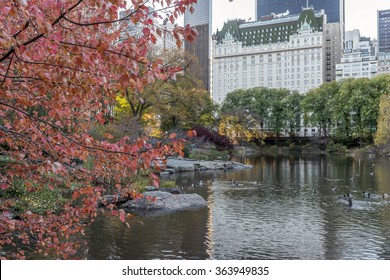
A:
[86,154,390,260]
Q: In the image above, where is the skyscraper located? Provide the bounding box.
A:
[256,0,344,24]
[378,9,390,53]
[184,0,212,91]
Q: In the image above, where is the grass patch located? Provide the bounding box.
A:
[160,180,176,189]
[1,180,66,215]
[189,148,230,161]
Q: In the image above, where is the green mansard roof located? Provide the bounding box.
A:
[215,9,325,46]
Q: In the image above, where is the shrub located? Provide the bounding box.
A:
[192,126,233,150]
[326,141,348,154]
[2,180,66,215]
[189,148,230,160]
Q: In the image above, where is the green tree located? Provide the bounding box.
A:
[115,51,215,131]
[285,91,303,137]
[267,89,289,139]
[221,87,291,140]
[159,74,215,130]
[302,81,339,137]
[333,78,382,141]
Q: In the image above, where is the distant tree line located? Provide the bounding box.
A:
[219,75,390,145]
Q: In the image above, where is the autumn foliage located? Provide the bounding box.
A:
[0,0,198,259]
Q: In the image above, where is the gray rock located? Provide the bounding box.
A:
[144,186,157,191]
[175,165,195,172]
[99,194,129,206]
[120,191,207,212]
[166,158,252,172]
[164,168,175,174]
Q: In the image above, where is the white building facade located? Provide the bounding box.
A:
[335,30,378,80]
[117,9,179,54]
[378,52,390,74]
[212,9,326,103]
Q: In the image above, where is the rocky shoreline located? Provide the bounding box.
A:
[99,188,207,215]
[120,191,207,214]
[164,157,252,172]
[98,158,252,215]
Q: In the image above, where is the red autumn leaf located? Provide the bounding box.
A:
[187,130,197,138]
[152,179,159,187]
[119,210,126,223]
[71,191,80,201]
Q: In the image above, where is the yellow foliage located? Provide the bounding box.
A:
[114,94,131,115]
[114,95,163,137]
[219,115,256,144]
[375,94,390,146]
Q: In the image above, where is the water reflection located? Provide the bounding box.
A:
[87,209,210,260]
[85,154,390,259]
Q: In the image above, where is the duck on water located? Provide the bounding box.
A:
[338,193,353,207]
[363,191,389,199]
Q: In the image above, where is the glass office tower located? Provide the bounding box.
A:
[184,0,212,91]
[255,0,344,24]
[378,9,390,53]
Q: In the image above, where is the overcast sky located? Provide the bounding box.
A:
[212,0,389,39]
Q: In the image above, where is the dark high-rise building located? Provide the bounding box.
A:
[256,0,344,24]
[184,0,212,91]
[378,9,390,53]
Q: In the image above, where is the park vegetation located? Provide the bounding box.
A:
[219,75,390,149]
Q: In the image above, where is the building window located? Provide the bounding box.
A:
[251,56,255,65]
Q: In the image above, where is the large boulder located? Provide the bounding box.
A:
[120,191,207,213]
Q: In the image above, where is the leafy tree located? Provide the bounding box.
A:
[114,50,189,120]
[285,91,303,137]
[222,87,290,140]
[218,108,264,144]
[375,94,390,146]
[115,51,215,131]
[0,0,198,259]
[333,78,382,140]
[267,88,289,139]
[158,74,215,131]
[302,81,339,137]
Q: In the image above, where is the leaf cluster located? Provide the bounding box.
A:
[0,0,198,259]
